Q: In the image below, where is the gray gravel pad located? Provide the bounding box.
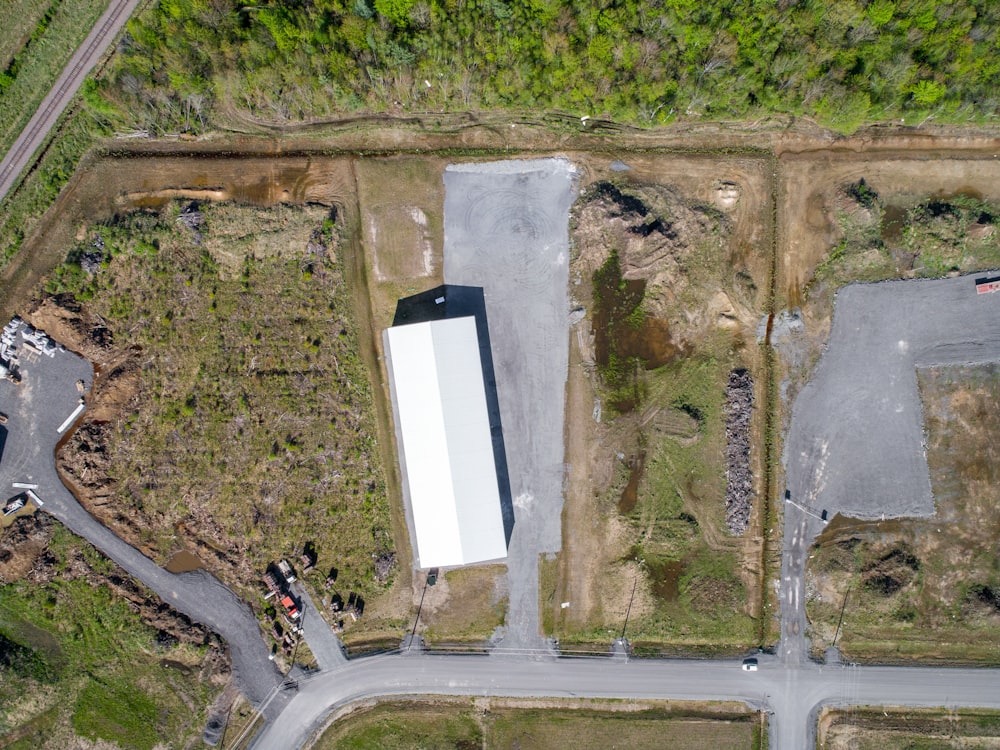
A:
[443,158,579,650]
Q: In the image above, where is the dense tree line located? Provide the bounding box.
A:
[97,0,1000,132]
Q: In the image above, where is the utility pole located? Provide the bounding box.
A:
[409,574,430,647]
[832,586,850,647]
[620,577,638,642]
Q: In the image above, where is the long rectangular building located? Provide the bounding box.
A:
[383,316,508,569]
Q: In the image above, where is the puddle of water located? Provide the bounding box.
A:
[941,186,984,202]
[646,558,684,601]
[0,615,64,668]
[619,316,683,369]
[881,204,906,244]
[592,273,644,369]
[165,550,205,573]
[618,452,646,514]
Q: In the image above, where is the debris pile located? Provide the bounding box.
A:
[177,202,204,243]
[724,368,754,535]
[80,235,105,274]
[373,551,395,584]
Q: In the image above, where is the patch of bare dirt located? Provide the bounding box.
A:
[572,180,743,340]
[557,168,769,643]
[23,296,162,562]
[778,151,1000,309]
[0,514,50,583]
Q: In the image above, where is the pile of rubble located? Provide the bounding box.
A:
[177,202,204,243]
[724,368,754,535]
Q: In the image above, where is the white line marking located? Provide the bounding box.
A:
[26,489,43,507]
[12,482,38,489]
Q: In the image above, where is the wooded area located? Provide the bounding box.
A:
[97,0,1000,134]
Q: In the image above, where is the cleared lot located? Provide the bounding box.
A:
[785,273,1000,522]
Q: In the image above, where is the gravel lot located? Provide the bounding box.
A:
[443,158,578,651]
[785,273,1000,522]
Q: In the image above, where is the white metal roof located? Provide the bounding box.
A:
[384,316,507,568]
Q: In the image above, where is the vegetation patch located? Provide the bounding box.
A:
[315,698,759,750]
[0,0,56,70]
[820,706,1000,749]
[72,678,160,749]
[98,0,1000,133]
[420,565,508,646]
[813,180,1000,293]
[45,201,391,623]
[0,524,220,745]
[0,104,102,271]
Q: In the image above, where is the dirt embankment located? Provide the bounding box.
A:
[24,295,159,556]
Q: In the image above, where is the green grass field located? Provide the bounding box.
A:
[0,0,56,70]
[0,525,217,748]
[314,699,760,750]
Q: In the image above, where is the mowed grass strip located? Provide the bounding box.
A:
[315,699,759,750]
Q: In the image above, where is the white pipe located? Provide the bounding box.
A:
[57,402,85,434]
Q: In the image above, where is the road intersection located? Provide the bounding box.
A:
[249,651,1000,750]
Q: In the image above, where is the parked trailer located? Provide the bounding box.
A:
[975,275,1000,295]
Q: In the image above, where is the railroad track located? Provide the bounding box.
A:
[0,0,142,203]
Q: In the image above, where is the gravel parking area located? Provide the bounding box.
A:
[785,273,1000,522]
[443,158,578,651]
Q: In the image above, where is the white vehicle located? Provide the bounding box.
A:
[741,658,758,672]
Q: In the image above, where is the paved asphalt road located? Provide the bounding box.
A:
[0,0,142,203]
[250,652,1000,750]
